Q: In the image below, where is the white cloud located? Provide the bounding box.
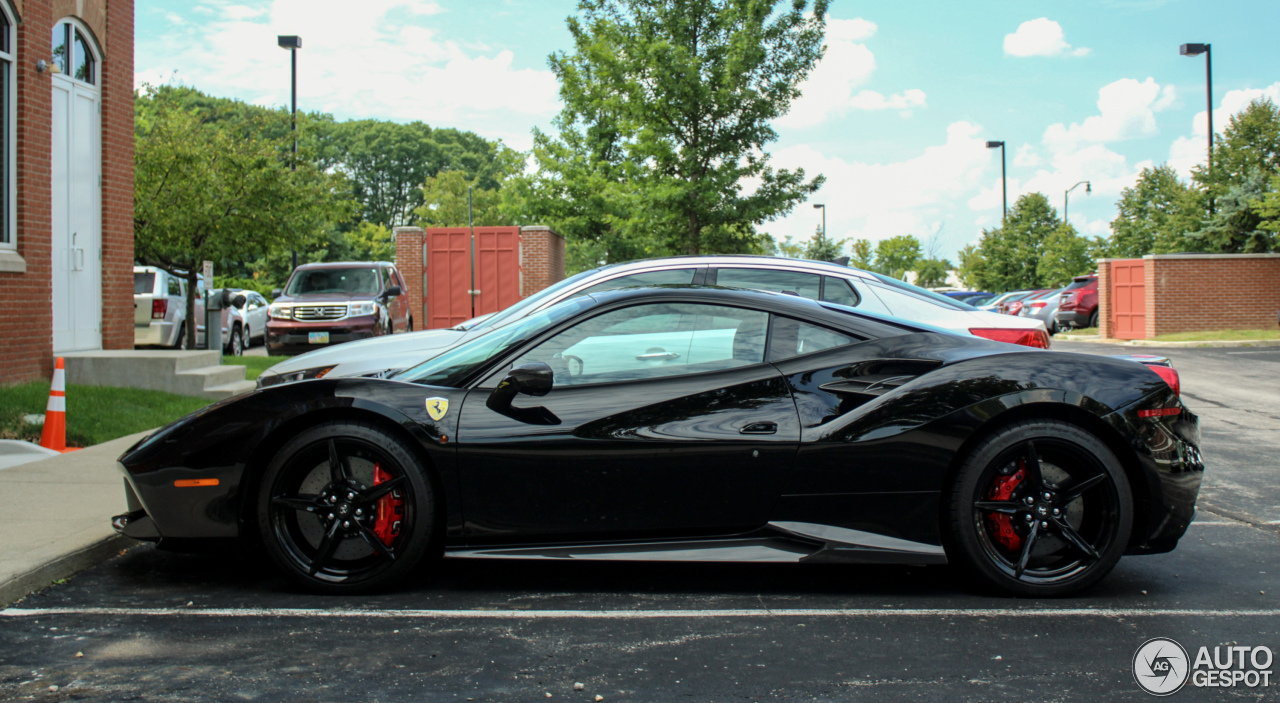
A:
[135,0,556,150]
[1014,143,1043,168]
[1043,78,1176,150]
[1003,18,1090,58]
[1168,82,1280,178]
[777,17,926,129]
[765,121,993,251]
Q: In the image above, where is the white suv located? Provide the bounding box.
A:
[133,266,244,353]
[258,256,1048,388]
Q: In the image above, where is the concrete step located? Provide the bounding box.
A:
[58,351,251,400]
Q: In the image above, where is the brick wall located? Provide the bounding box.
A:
[1147,254,1280,337]
[0,0,132,385]
[1097,259,1113,339]
[393,226,424,329]
[519,226,565,298]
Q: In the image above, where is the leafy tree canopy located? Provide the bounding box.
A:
[873,234,922,279]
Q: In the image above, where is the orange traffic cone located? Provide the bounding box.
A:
[39,357,78,453]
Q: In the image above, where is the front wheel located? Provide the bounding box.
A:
[257,421,437,593]
[945,419,1132,597]
[227,324,244,356]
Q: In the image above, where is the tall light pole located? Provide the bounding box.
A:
[813,203,826,244]
[278,35,302,269]
[1180,42,1213,214]
[986,141,1007,223]
[1063,180,1091,227]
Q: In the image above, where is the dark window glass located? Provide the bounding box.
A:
[715,268,821,300]
[768,317,857,361]
[285,268,381,295]
[1,11,9,53]
[579,268,697,296]
[134,272,157,295]
[73,30,94,84]
[1062,277,1094,291]
[0,58,7,245]
[821,277,860,307]
[51,24,68,75]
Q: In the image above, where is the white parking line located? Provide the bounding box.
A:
[3,607,1278,619]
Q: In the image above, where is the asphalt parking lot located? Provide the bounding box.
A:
[1,341,1276,702]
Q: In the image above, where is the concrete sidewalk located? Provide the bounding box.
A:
[0,431,149,605]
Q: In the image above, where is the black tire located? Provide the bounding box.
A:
[944,419,1132,597]
[174,323,189,350]
[227,324,244,356]
[257,420,437,594]
[407,317,413,332]
[1088,310,1099,329]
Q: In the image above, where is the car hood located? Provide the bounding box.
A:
[261,327,473,380]
[275,292,377,303]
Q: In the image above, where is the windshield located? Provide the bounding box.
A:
[285,268,381,296]
[396,296,595,388]
[868,272,975,311]
[1063,277,1094,291]
[469,267,602,331]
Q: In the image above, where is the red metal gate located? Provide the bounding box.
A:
[1111,259,1146,340]
[424,227,522,329]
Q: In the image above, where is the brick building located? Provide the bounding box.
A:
[0,0,134,385]
[1097,253,1280,340]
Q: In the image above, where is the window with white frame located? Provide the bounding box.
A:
[0,2,14,249]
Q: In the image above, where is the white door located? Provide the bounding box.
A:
[50,64,102,351]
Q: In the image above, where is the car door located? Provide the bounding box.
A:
[454,301,801,545]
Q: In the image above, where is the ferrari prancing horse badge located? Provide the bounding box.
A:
[425,397,449,421]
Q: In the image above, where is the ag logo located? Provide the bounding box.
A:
[424,397,449,421]
[1134,637,1190,696]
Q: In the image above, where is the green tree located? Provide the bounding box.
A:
[1189,170,1276,253]
[968,193,1062,291]
[849,239,874,270]
[1193,98,1280,202]
[414,171,512,228]
[1105,164,1201,257]
[804,225,846,261]
[1039,225,1094,287]
[955,243,987,289]
[764,234,807,259]
[873,235,922,278]
[913,258,951,288]
[1251,173,1280,238]
[346,221,396,262]
[533,0,828,259]
[133,87,347,346]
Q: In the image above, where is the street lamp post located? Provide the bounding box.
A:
[813,203,826,243]
[278,35,302,269]
[1180,42,1213,214]
[985,141,1007,223]
[1063,180,1091,227]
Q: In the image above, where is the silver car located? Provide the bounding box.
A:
[257,256,1051,387]
[1018,288,1065,334]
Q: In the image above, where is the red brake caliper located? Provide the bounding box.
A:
[372,463,404,547]
[986,463,1025,552]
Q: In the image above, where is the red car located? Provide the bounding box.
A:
[1004,289,1050,316]
[266,262,412,355]
[1055,274,1099,329]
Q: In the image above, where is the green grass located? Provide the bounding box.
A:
[1152,329,1280,342]
[221,355,291,381]
[1057,327,1099,337]
[0,382,210,448]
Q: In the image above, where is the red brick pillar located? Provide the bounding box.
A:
[1097,259,1112,339]
[100,0,136,350]
[519,226,565,298]
[1143,256,1158,340]
[394,227,425,330]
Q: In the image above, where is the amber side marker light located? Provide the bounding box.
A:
[174,479,220,488]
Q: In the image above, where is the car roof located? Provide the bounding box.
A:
[293,261,393,270]
[595,254,868,277]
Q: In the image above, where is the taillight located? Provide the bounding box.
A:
[969,328,1051,349]
[1030,301,1047,310]
[1150,365,1180,396]
[152,299,168,319]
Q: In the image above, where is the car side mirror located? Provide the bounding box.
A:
[271,288,282,299]
[384,285,403,298]
[486,363,559,425]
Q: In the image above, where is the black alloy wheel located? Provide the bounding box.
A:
[946,419,1132,597]
[257,421,436,593]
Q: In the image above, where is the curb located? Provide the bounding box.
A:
[1058,337,1280,348]
[0,535,131,607]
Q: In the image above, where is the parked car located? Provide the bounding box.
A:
[1055,274,1100,330]
[266,262,411,355]
[113,284,1201,597]
[257,256,1051,388]
[134,266,244,352]
[943,291,994,304]
[976,290,1032,314]
[1019,288,1065,334]
[222,289,269,348]
[1004,290,1050,316]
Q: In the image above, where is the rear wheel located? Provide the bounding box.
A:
[257,421,436,593]
[1088,310,1099,329]
[945,419,1132,597]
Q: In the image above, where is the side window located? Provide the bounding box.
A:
[167,276,182,296]
[578,268,698,296]
[847,280,892,315]
[822,277,860,307]
[768,317,858,361]
[511,303,768,387]
[869,283,952,324]
[715,268,821,300]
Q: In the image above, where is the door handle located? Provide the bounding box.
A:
[740,421,777,435]
[635,351,680,361]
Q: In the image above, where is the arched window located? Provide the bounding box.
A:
[0,1,14,249]
[51,18,96,86]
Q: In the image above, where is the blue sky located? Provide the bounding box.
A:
[135,0,1280,261]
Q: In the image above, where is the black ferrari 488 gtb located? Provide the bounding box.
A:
[113,285,1202,596]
